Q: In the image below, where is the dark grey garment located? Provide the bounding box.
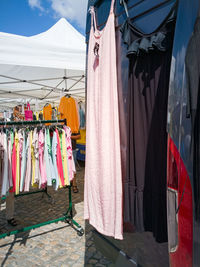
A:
[185,17,200,221]
[185,17,200,117]
[121,18,175,242]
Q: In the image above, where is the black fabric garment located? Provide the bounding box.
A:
[121,18,175,242]
[185,17,200,221]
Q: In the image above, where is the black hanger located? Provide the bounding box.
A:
[65,93,71,98]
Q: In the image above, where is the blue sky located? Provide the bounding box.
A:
[0,0,87,36]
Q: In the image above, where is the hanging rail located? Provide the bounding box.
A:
[0,119,66,126]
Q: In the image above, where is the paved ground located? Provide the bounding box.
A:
[0,166,169,267]
[0,167,113,267]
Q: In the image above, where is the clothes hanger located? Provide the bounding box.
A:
[65,93,71,98]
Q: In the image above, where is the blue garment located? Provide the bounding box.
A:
[44,129,53,186]
[47,129,56,185]
[79,107,85,129]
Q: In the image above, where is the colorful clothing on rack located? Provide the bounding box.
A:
[0,124,75,196]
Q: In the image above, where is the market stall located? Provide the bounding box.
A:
[0,17,86,237]
[0,17,86,111]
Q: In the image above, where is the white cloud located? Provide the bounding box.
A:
[50,0,87,30]
[28,0,44,11]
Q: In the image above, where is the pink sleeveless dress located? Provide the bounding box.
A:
[84,0,123,239]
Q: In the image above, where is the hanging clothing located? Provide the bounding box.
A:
[32,128,40,185]
[43,104,52,121]
[79,102,86,129]
[24,131,32,192]
[20,131,26,192]
[31,131,36,187]
[185,17,200,221]
[64,126,76,181]
[2,131,9,196]
[52,131,60,190]
[55,129,65,187]
[8,133,13,189]
[75,99,80,128]
[84,0,123,240]
[44,128,52,186]
[0,125,75,195]
[61,129,70,186]
[15,132,20,195]
[46,129,56,186]
[11,139,16,193]
[120,16,175,242]
[39,130,47,187]
[58,97,79,134]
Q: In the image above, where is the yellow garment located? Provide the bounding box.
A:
[35,112,39,120]
[58,97,79,133]
[15,132,20,195]
[31,131,36,187]
[43,104,52,120]
[58,176,63,188]
[61,130,70,186]
[77,129,86,145]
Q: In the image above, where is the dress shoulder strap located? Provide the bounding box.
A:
[90,6,98,32]
[110,0,115,14]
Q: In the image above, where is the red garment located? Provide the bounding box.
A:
[55,129,65,187]
[11,141,16,193]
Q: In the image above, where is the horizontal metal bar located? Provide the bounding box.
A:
[0,216,68,239]
[15,189,46,197]
[0,119,66,126]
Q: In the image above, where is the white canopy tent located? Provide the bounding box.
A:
[0,18,86,111]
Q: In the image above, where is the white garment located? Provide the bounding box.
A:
[32,128,40,184]
[2,132,9,196]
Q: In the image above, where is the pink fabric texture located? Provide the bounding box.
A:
[24,132,32,191]
[84,0,123,240]
[39,130,47,187]
[55,129,65,187]
[8,135,13,188]
[64,126,76,181]
[11,140,16,193]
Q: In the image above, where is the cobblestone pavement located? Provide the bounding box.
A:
[0,165,169,267]
[0,167,112,267]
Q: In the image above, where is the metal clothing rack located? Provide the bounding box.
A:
[0,119,84,238]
